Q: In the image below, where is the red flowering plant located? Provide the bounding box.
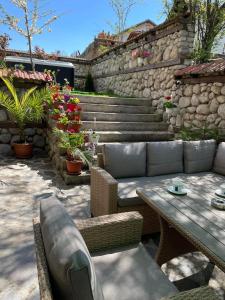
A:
[131,49,153,59]
[49,104,65,120]
[163,95,177,109]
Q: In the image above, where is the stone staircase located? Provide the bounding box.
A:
[49,95,174,185]
[79,95,173,145]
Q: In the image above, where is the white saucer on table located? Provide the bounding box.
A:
[167,186,187,196]
[215,189,225,199]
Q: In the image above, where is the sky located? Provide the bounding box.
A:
[0,0,166,55]
[0,0,224,55]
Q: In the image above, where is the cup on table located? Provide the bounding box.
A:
[172,179,183,192]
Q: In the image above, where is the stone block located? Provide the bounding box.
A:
[11,135,21,144]
[33,135,45,148]
[9,128,20,135]
[218,104,225,119]
[0,110,8,121]
[221,86,225,96]
[24,128,36,136]
[209,99,219,113]
[184,86,193,97]
[217,96,225,104]
[0,144,12,156]
[0,134,11,144]
[211,85,221,95]
[196,104,209,115]
[179,97,191,108]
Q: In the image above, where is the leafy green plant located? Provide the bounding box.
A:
[53,128,93,165]
[178,123,221,141]
[85,73,95,92]
[163,101,177,109]
[58,115,69,125]
[0,77,45,142]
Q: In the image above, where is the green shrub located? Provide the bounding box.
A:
[85,73,95,92]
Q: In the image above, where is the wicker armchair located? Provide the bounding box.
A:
[91,156,160,235]
[33,211,218,300]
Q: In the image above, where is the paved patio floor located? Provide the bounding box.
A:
[0,157,225,299]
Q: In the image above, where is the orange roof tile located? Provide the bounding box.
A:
[175,59,225,78]
[0,68,52,82]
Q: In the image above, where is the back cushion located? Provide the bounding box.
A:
[184,140,216,174]
[147,141,183,176]
[40,197,104,300]
[103,143,146,178]
[213,142,225,176]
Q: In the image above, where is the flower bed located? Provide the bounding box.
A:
[47,82,99,176]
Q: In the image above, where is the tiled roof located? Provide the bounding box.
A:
[0,68,52,82]
[175,59,225,77]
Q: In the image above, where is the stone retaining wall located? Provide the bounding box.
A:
[91,16,194,99]
[167,80,225,131]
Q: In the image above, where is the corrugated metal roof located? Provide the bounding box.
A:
[175,59,225,77]
[0,68,52,82]
[5,56,75,68]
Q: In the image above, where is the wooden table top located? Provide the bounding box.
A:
[136,173,225,271]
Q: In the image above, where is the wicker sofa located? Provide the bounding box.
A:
[34,197,218,300]
[91,140,225,235]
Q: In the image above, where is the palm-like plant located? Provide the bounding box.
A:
[0,77,46,142]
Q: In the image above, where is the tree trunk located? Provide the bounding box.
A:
[24,7,35,71]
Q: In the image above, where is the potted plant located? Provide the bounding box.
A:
[49,108,61,120]
[0,77,46,158]
[163,96,177,114]
[68,120,82,132]
[56,115,69,130]
[54,129,93,175]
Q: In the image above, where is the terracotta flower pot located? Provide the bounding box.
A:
[56,122,68,131]
[53,102,60,109]
[68,123,81,133]
[50,114,60,120]
[66,103,77,111]
[13,143,33,159]
[66,159,83,175]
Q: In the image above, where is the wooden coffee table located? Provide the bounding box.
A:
[137,185,225,272]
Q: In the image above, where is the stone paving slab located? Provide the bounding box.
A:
[0,157,90,300]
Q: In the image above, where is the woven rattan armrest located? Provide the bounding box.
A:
[97,153,104,168]
[75,211,143,253]
[90,166,118,216]
[33,218,53,300]
[163,286,219,300]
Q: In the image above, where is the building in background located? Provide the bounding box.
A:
[81,19,156,59]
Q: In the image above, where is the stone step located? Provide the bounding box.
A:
[82,121,168,131]
[95,131,174,143]
[78,95,152,106]
[82,111,162,122]
[80,103,155,114]
[62,171,90,185]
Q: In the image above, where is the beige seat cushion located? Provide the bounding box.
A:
[117,172,225,207]
[92,243,178,300]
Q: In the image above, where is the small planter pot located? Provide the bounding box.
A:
[50,114,60,121]
[64,103,77,111]
[13,143,33,159]
[68,123,81,133]
[66,159,83,175]
[53,102,61,109]
[56,122,68,131]
[166,107,178,114]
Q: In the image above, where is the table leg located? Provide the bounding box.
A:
[156,216,197,266]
